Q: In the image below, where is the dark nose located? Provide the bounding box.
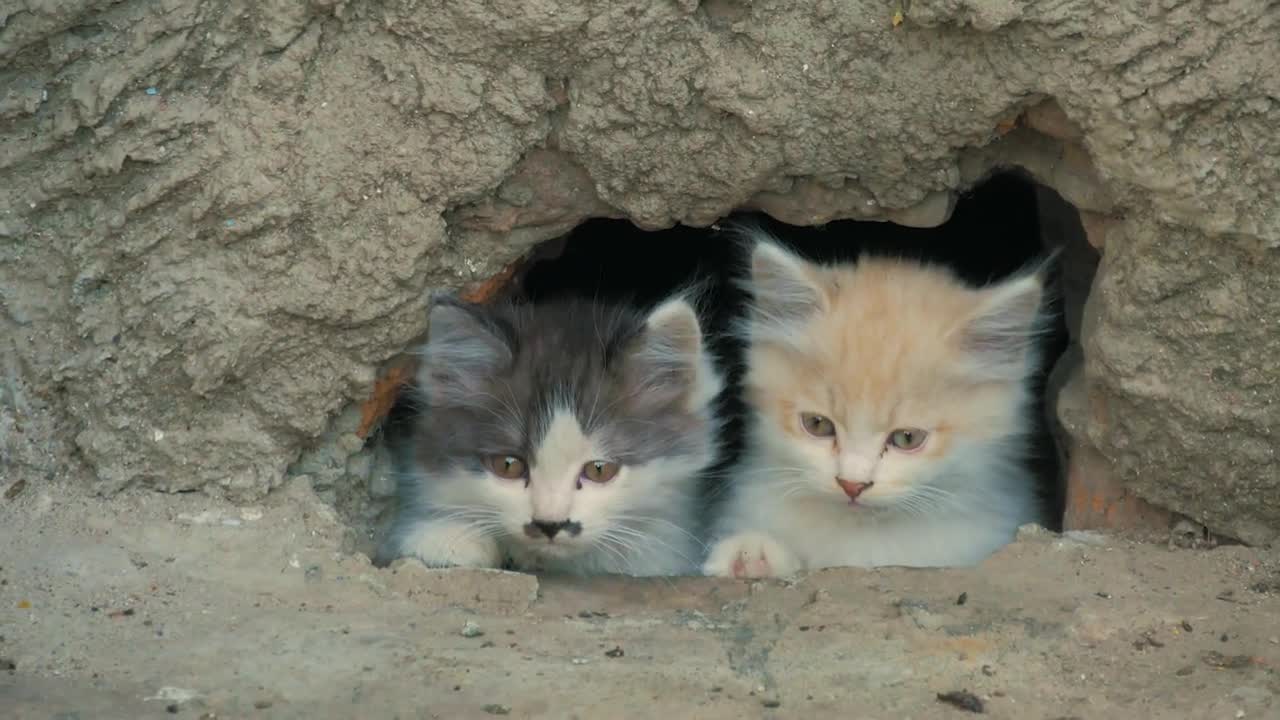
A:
[836,478,873,501]
[525,519,582,539]
[532,520,565,539]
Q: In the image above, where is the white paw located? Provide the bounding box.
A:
[703,532,801,579]
[397,520,503,569]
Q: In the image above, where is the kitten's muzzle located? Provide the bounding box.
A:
[836,478,873,502]
[525,519,583,540]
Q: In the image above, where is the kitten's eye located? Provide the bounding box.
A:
[800,412,836,438]
[887,428,928,451]
[580,460,620,484]
[485,455,528,480]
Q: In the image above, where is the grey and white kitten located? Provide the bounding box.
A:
[377,295,724,576]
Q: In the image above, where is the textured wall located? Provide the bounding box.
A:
[1,1,1277,542]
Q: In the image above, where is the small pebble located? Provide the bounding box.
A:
[4,479,26,500]
[936,690,984,713]
[1203,651,1254,669]
[460,621,484,638]
[482,704,511,715]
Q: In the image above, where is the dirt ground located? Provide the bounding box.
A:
[2,470,1278,719]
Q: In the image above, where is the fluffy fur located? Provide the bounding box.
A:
[704,232,1048,577]
[377,295,724,576]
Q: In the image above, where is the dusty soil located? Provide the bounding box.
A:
[3,470,1278,719]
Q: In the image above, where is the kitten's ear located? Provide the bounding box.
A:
[624,299,723,411]
[955,273,1045,382]
[417,299,512,405]
[747,237,825,340]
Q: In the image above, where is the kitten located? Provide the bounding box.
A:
[704,233,1048,577]
[376,294,724,576]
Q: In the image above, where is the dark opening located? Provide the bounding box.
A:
[511,172,1074,530]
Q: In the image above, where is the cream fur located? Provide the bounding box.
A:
[705,234,1046,577]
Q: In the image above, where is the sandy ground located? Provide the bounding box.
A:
[2,472,1278,719]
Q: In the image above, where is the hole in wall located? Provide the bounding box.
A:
[372,170,1090,556]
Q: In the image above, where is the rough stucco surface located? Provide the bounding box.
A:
[1,2,1278,540]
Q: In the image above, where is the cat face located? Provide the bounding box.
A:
[407,296,722,568]
[741,237,1045,511]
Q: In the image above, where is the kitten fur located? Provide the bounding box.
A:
[377,295,724,576]
[704,232,1049,577]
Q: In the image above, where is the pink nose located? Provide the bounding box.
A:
[836,478,873,501]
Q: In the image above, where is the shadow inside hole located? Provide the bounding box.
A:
[380,172,1077,535]
[514,171,1072,530]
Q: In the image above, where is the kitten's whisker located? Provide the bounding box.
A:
[902,486,967,514]
[435,521,504,560]
[598,533,677,587]
[418,513,499,528]
[594,534,643,578]
[781,485,811,500]
[609,527,701,571]
[420,504,503,516]
[603,524,701,571]
[609,514,708,551]
[419,507,505,524]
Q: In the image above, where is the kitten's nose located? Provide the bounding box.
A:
[525,519,581,539]
[531,520,564,539]
[836,478,873,501]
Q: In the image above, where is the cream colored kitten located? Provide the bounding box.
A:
[704,233,1047,577]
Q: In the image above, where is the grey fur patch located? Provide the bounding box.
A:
[404,295,717,487]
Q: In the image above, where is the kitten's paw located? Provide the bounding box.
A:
[395,520,503,569]
[703,532,800,579]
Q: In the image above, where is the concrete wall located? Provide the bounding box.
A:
[2,0,1277,543]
